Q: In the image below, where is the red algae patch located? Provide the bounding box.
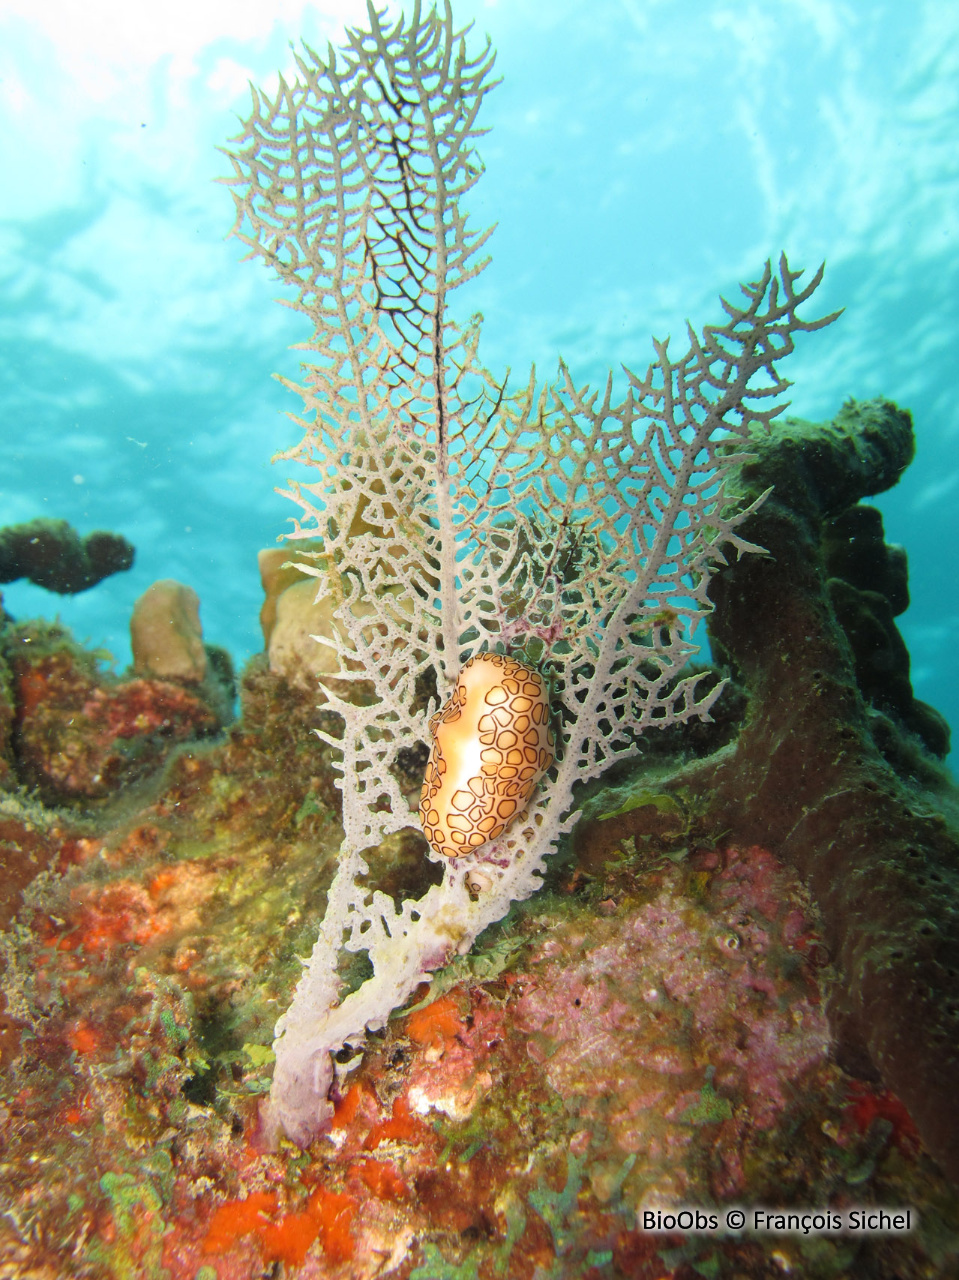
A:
[350,1157,409,1201]
[12,647,219,801]
[364,1092,436,1150]
[60,881,170,954]
[843,1081,922,1157]
[405,991,464,1050]
[513,843,833,1202]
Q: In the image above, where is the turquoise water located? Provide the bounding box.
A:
[1,0,956,761]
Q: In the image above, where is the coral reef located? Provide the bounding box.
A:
[0,426,957,1280]
[0,643,957,1278]
[0,617,230,805]
[0,5,956,1277]
[0,518,134,594]
[592,397,959,1184]
[0,625,15,790]
[0,405,955,1279]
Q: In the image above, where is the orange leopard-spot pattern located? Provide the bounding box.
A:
[419,653,555,859]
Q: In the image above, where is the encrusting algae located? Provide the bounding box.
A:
[0,414,957,1278]
[0,612,956,1279]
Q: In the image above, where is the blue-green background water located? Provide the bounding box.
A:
[1,0,956,763]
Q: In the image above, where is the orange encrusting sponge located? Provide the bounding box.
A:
[202,1185,357,1268]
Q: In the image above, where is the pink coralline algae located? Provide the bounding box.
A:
[12,645,219,800]
[514,844,832,1200]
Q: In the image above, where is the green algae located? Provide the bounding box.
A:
[241,1042,275,1068]
[529,1151,588,1256]
[399,930,527,1016]
[597,789,688,824]
[681,1075,734,1126]
[99,1171,163,1238]
[409,1242,482,1279]
[492,1194,526,1275]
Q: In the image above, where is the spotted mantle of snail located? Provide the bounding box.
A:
[419,652,555,860]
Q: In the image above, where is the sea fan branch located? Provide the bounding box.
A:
[223,6,836,1147]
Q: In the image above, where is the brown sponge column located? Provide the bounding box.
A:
[694,398,959,1184]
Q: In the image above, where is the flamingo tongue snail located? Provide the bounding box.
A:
[419,653,555,860]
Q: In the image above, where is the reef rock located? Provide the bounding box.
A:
[9,627,218,803]
[0,628,14,791]
[822,503,949,756]
[131,579,207,684]
[612,397,959,1186]
[0,693,955,1276]
[268,577,356,692]
[0,518,134,593]
[0,399,957,1277]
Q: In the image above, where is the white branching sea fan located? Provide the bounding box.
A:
[222,0,837,1145]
